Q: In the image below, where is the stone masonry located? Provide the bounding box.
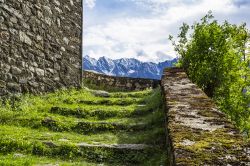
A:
[83,70,160,91]
[162,68,250,165]
[0,0,82,95]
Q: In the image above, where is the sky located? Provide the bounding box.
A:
[83,0,250,62]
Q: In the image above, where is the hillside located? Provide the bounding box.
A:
[0,87,167,165]
[83,55,177,79]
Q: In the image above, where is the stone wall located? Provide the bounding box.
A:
[161,67,250,165]
[0,0,82,96]
[83,70,160,91]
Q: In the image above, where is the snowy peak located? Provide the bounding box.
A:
[83,56,177,80]
[97,56,115,74]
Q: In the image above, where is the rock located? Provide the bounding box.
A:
[11,66,22,75]
[41,117,56,127]
[42,141,57,148]
[0,80,6,88]
[19,78,27,84]
[63,37,69,45]
[36,68,44,76]
[43,6,53,15]
[0,16,4,24]
[7,83,20,92]
[13,153,25,158]
[19,31,32,45]
[58,138,69,142]
[92,90,110,98]
[10,17,17,24]
[53,0,60,6]
[180,139,195,146]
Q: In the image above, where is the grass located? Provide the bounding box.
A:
[0,87,167,165]
[0,154,97,166]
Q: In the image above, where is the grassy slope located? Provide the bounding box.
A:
[0,87,167,165]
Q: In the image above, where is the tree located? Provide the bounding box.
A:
[170,11,250,130]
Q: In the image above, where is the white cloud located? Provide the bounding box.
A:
[84,0,96,9]
[84,0,250,62]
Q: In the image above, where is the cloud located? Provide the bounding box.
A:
[84,0,96,9]
[84,0,250,62]
[233,0,250,7]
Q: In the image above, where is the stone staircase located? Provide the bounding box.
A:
[0,88,167,165]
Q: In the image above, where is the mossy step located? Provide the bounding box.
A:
[49,105,153,119]
[65,98,144,106]
[0,88,166,165]
[110,91,153,98]
[0,111,160,134]
[77,143,151,150]
[0,125,165,146]
[0,137,160,164]
[40,141,160,164]
[72,121,147,134]
[86,87,153,99]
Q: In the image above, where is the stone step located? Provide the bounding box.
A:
[62,98,143,106]
[77,143,151,150]
[49,106,152,119]
[73,121,147,134]
[40,141,158,164]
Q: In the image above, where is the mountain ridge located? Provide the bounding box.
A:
[83,55,177,80]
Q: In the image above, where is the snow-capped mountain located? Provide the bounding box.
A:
[83,55,178,80]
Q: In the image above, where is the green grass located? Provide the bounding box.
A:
[0,154,97,166]
[0,87,167,165]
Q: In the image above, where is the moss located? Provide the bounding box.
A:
[170,123,246,164]
[0,87,167,165]
[197,110,225,118]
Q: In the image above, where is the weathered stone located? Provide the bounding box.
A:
[53,0,60,6]
[36,35,42,41]
[43,6,52,16]
[0,80,6,88]
[0,0,82,97]
[44,17,51,25]
[63,37,69,45]
[22,4,32,16]
[91,90,110,98]
[35,68,44,76]
[13,153,25,158]
[7,83,20,92]
[161,67,250,165]
[19,31,32,45]
[83,70,160,91]
[60,46,66,52]
[0,31,9,41]
[19,78,27,84]
[42,141,57,148]
[28,81,39,88]
[11,66,22,75]
[0,16,4,23]
[2,4,23,19]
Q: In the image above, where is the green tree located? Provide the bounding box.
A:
[170,11,250,130]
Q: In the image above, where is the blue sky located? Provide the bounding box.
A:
[83,0,250,62]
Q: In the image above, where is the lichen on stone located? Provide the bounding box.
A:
[162,68,250,165]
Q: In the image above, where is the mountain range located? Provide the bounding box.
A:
[83,55,178,80]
